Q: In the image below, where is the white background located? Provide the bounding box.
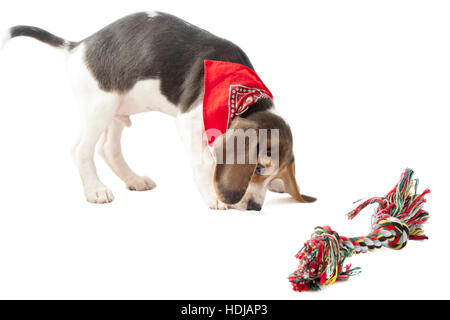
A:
[0,0,449,299]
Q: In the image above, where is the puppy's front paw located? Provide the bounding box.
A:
[85,187,114,204]
[126,176,156,191]
[207,198,228,210]
[217,201,228,210]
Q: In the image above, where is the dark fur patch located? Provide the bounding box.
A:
[10,26,77,49]
[83,12,254,112]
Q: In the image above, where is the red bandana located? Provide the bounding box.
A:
[203,60,273,145]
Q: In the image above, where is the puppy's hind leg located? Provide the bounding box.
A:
[74,94,119,204]
[98,119,156,191]
[68,44,122,203]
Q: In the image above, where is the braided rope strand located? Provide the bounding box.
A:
[289,169,430,292]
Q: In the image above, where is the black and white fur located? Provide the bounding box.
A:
[2,11,314,210]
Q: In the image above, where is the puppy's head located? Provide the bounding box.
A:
[212,100,316,211]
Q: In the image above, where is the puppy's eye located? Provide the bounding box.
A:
[255,164,265,175]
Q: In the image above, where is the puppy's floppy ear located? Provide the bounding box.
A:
[275,158,316,203]
[213,117,258,205]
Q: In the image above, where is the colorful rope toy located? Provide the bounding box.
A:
[289,169,430,292]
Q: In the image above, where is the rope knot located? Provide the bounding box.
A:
[373,217,410,250]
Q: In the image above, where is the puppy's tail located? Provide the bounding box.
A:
[2,26,78,50]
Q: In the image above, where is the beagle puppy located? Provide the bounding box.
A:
[2,11,315,211]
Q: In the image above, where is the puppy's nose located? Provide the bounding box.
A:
[247,200,262,211]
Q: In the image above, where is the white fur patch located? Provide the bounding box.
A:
[147,11,159,19]
[119,79,180,117]
[1,28,11,50]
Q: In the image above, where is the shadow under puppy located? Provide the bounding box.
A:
[2,11,315,211]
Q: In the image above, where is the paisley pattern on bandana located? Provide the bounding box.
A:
[228,85,271,120]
